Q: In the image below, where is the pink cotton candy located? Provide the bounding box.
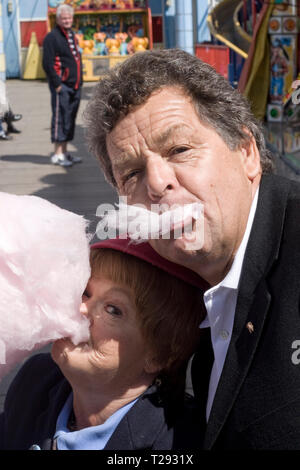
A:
[0,192,91,381]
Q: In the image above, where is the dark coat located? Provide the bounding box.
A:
[192,173,300,450]
[0,354,201,450]
[43,25,82,90]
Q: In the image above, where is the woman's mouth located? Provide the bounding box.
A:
[60,336,93,352]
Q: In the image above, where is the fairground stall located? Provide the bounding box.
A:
[48,0,153,81]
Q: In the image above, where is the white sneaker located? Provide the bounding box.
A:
[51,153,73,167]
[66,153,82,164]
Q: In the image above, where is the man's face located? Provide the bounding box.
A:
[106,87,261,284]
[57,11,73,30]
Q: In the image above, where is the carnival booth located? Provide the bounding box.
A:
[47,0,153,81]
[264,0,300,174]
[266,0,298,123]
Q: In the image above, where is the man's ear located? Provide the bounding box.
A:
[240,131,262,181]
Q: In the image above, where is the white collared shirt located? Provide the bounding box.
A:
[199,188,259,421]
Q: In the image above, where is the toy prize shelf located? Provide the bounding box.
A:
[48,0,152,80]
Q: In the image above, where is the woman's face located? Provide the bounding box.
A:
[51,276,156,389]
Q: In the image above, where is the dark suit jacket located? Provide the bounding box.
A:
[192,174,300,449]
[0,353,201,450]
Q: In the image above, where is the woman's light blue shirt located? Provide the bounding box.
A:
[54,393,138,450]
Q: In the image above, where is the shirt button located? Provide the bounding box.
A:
[220,329,229,340]
[29,444,41,450]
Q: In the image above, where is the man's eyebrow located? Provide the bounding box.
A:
[153,123,192,146]
[112,153,139,174]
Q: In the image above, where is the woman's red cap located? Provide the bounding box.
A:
[91,238,208,290]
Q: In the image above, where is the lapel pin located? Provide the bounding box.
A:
[246,322,254,334]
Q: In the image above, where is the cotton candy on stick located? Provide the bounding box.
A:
[0,192,91,381]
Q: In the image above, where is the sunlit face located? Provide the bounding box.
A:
[107,87,261,284]
[51,276,155,389]
[57,12,73,30]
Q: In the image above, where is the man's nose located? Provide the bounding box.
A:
[145,156,177,201]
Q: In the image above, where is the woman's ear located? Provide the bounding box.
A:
[144,355,161,375]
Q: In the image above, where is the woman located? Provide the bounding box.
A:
[0,238,207,450]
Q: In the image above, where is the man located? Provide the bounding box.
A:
[85,49,300,449]
[43,4,82,167]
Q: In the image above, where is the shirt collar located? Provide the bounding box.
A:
[201,186,259,296]
[199,187,259,329]
[54,392,138,450]
[220,187,259,290]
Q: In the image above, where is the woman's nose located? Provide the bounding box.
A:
[80,302,89,317]
[145,157,177,201]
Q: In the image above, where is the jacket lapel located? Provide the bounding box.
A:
[203,174,289,449]
[31,378,71,450]
[105,384,169,450]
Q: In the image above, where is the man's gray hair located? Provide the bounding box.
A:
[85,48,274,186]
[56,4,74,18]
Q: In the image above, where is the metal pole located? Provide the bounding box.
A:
[175,0,194,55]
[164,0,176,49]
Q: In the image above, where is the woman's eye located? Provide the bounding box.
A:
[105,304,122,316]
[82,289,90,299]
